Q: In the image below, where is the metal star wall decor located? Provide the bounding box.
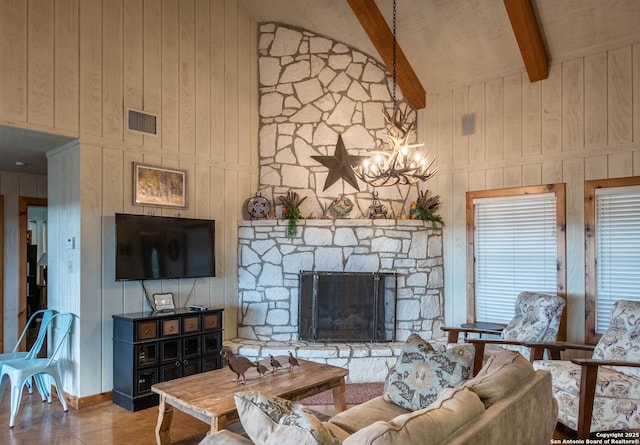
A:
[312,134,367,191]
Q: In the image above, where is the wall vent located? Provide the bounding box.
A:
[127,109,157,135]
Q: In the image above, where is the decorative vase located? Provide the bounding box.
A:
[331,194,354,219]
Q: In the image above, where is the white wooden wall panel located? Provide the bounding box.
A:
[564,158,586,341]
[584,53,607,147]
[211,0,226,162]
[522,80,541,157]
[436,92,453,169]
[562,59,584,151]
[609,152,634,178]
[103,1,124,140]
[0,1,27,121]
[27,0,54,127]
[238,10,252,168]
[503,166,521,188]
[426,42,640,346]
[452,88,468,166]
[585,155,608,181]
[485,79,502,161]
[224,0,239,166]
[162,0,179,153]
[467,83,485,165]
[541,65,562,153]
[635,45,640,144]
[79,145,104,396]
[195,0,212,160]
[179,0,196,156]
[142,0,162,149]
[54,0,79,132]
[124,0,144,146]
[522,163,541,186]
[80,0,103,136]
[608,47,633,145]
[503,73,522,160]
[542,160,563,184]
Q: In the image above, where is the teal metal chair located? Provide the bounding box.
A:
[0,312,73,427]
[0,309,55,398]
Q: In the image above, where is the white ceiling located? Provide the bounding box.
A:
[1,0,639,176]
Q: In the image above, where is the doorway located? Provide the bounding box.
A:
[19,197,47,351]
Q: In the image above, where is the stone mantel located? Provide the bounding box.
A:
[237,218,444,343]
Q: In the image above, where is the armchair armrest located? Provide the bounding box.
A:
[441,323,505,343]
[569,358,640,438]
[526,342,595,361]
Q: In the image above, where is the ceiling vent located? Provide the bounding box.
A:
[127,109,157,135]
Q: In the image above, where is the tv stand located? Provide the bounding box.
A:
[112,307,223,411]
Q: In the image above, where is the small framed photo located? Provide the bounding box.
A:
[133,163,187,208]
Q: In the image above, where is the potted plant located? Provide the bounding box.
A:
[412,190,444,225]
[277,191,307,238]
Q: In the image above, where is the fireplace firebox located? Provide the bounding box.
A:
[298,271,397,342]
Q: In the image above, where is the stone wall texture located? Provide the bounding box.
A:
[237,219,444,343]
[257,23,424,218]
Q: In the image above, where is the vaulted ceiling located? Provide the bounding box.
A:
[240,0,640,98]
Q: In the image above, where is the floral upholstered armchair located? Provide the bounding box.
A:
[532,299,640,438]
[442,291,566,373]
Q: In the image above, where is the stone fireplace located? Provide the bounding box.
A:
[298,271,397,342]
[237,218,443,342]
[226,24,446,382]
[232,218,443,382]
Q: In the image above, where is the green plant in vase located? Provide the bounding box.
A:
[277,191,307,238]
[414,190,444,225]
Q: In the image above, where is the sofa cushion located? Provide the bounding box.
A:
[329,395,410,434]
[463,349,534,407]
[234,391,340,445]
[343,387,485,445]
[384,333,474,411]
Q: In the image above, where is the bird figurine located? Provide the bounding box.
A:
[255,359,269,379]
[220,348,254,384]
[269,354,283,372]
[288,351,300,371]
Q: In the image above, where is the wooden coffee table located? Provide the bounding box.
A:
[151,357,349,445]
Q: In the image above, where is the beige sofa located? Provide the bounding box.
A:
[201,349,557,445]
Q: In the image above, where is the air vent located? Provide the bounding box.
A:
[128,109,157,135]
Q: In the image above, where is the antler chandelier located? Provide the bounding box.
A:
[353,105,437,187]
[352,0,437,187]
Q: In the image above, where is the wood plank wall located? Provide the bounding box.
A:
[0,0,258,397]
[424,43,640,345]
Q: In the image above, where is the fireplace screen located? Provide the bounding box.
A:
[298,271,397,342]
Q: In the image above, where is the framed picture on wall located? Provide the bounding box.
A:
[133,163,187,209]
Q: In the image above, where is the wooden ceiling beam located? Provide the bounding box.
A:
[503,0,549,82]
[347,0,426,109]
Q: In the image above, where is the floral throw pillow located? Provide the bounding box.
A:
[383,333,474,411]
[234,391,341,445]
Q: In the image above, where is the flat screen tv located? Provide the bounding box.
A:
[115,213,216,281]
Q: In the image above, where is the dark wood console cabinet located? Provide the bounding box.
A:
[112,308,223,411]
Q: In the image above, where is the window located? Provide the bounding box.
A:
[585,177,640,343]
[467,184,566,340]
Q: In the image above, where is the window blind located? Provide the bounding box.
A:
[595,185,640,332]
[474,193,558,324]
